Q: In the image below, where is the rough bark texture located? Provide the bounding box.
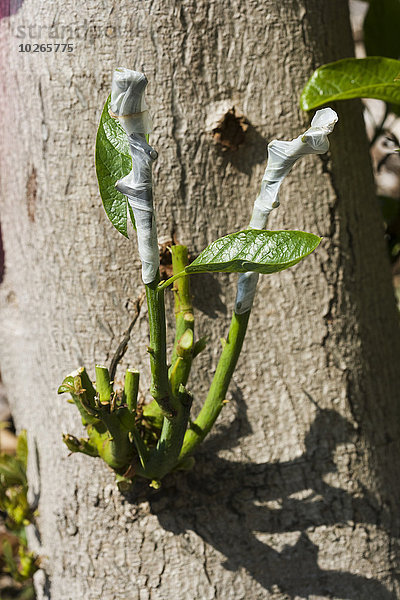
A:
[1,1,400,598]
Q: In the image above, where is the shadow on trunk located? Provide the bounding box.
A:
[124,388,394,599]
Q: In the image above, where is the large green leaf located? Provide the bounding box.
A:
[95,95,133,237]
[185,230,321,275]
[364,0,400,60]
[300,57,400,111]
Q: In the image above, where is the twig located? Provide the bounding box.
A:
[109,292,146,381]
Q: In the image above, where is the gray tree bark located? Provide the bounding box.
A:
[1,0,400,598]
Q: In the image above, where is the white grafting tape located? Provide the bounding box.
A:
[235,108,338,314]
[111,67,160,284]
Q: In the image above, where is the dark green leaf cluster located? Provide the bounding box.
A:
[0,431,38,590]
[0,432,31,530]
[2,537,37,588]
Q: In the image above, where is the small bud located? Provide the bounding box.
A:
[150,479,161,489]
[62,434,81,453]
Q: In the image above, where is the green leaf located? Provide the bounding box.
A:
[95,95,133,237]
[0,456,26,486]
[2,539,15,572]
[300,57,400,110]
[16,431,28,469]
[185,230,321,275]
[364,0,400,60]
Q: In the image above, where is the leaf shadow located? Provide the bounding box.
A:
[190,272,227,319]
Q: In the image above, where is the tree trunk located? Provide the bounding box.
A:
[1,1,400,598]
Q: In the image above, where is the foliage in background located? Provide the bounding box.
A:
[300,57,400,110]
[0,429,37,599]
[301,1,400,271]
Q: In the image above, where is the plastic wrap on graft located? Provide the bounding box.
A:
[111,67,159,284]
[234,108,338,314]
[116,134,159,284]
[110,67,153,135]
[250,108,338,229]
[235,271,259,314]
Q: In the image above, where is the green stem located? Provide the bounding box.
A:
[158,271,186,290]
[145,271,177,415]
[179,309,250,459]
[170,245,194,370]
[123,369,140,412]
[69,367,98,425]
[170,351,191,397]
[145,386,192,480]
[140,251,195,481]
[95,365,113,404]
